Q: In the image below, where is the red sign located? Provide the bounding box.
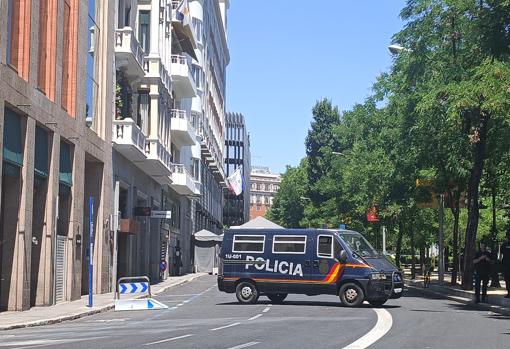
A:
[367,206,379,222]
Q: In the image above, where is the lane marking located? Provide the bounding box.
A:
[262,307,270,313]
[177,303,184,306]
[144,334,194,346]
[248,314,263,321]
[227,342,260,349]
[342,308,393,349]
[210,322,241,331]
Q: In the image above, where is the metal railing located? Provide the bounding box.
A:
[115,27,145,69]
[171,109,187,119]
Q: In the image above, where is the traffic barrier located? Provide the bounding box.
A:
[114,276,168,311]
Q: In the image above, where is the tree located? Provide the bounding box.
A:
[267,160,308,228]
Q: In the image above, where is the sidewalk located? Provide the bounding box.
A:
[0,273,206,331]
[404,270,510,316]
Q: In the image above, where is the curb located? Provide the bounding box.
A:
[405,283,510,316]
[0,273,208,331]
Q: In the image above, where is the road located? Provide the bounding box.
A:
[0,275,508,349]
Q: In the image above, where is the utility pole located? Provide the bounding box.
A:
[112,182,120,295]
[382,226,387,254]
[438,194,445,283]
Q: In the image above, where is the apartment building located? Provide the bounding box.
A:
[250,166,281,220]
[223,112,251,227]
[112,0,229,282]
[0,0,115,311]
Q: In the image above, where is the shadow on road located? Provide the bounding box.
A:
[216,300,400,309]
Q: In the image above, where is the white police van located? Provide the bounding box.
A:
[217,228,403,307]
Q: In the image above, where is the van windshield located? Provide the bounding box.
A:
[339,232,379,258]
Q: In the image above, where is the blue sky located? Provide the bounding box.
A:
[226,0,408,174]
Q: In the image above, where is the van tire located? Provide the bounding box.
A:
[368,299,387,307]
[235,281,259,304]
[339,283,365,307]
[267,293,287,303]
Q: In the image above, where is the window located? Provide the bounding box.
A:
[232,235,265,253]
[273,235,307,254]
[7,0,31,79]
[86,0,99,128]
[317,235,333,258]
[62,0,78,116]
[138,11,150,53]
[137,91,150,134]
[256,205,261,211]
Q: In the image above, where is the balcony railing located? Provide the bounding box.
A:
[143,56,172,94]
[114,27,145,76]
[171,164,200,196]
[143,139,173,185]
[112,118,147,161]
[170,55,197,98]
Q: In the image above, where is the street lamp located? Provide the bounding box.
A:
[388,44,410,54]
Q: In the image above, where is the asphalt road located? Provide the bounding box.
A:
[0,275,508,349]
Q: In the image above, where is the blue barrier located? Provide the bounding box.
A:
[119,282,149,294]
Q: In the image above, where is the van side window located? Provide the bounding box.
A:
[317,235,333,258]
[273,235,306,254]
[232,235,265,253]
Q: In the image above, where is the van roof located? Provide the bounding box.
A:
[224,228,361,236]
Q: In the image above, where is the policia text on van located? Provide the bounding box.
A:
[217,229,403,307]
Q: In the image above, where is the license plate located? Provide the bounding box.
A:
[393,288,402,293]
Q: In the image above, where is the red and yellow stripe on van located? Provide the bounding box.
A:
[224,262,372,285]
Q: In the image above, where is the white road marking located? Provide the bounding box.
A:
[0,336,107,349]
[177,303,184,306]
[144,334,194,346]
[87,318,129,323]
[342,308,393,349]
[227,341,260,349]
[210,322,241,331]
[248,314,263,321]
[262,307,270,313]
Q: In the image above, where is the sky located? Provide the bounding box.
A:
[226,0,408,174]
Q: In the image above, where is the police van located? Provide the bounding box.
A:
[218,229,403,307]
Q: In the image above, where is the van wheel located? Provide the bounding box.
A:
[339,283,365,307]
[235,281,259,304]
[368,299,387,307]
[267,293,287,303]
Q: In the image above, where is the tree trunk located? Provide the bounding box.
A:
[396,220,404,268]
[462,111,489,290]
[411,225,416,280]
[451,204,460,285]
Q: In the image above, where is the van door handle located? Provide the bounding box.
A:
[305,260,311,267]
[313,260,320,268]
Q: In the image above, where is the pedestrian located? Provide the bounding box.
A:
[500,232,510,298]
[473,241,492,303]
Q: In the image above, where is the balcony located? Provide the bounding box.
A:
[139,139,173,186]
[112,118,147,162]
[115,27,145,78]
[171,55,197,98]
[171,164,200,196]
[171,109,196,148]
[144,56,172,95]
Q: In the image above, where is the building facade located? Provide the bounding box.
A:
[249,166,281,220]
[0,0,115,311]
[223,112,250,227]
[111,0,229,283]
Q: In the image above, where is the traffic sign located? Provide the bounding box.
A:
[119,282,149,294]
[151,210,172,219]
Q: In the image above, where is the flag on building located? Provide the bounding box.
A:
[176,0,191,26]
[227,166,244,196]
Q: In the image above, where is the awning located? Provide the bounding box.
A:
[172,23,198,61]
[2,109,24,167]
[59,142,73,187]
[34,126,49,178]
[194,229,223,242]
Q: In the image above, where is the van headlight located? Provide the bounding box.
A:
[370,273,387,280]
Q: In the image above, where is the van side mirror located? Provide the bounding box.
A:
[338,250,347,264]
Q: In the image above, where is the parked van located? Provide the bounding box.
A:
[218,229,403,307]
